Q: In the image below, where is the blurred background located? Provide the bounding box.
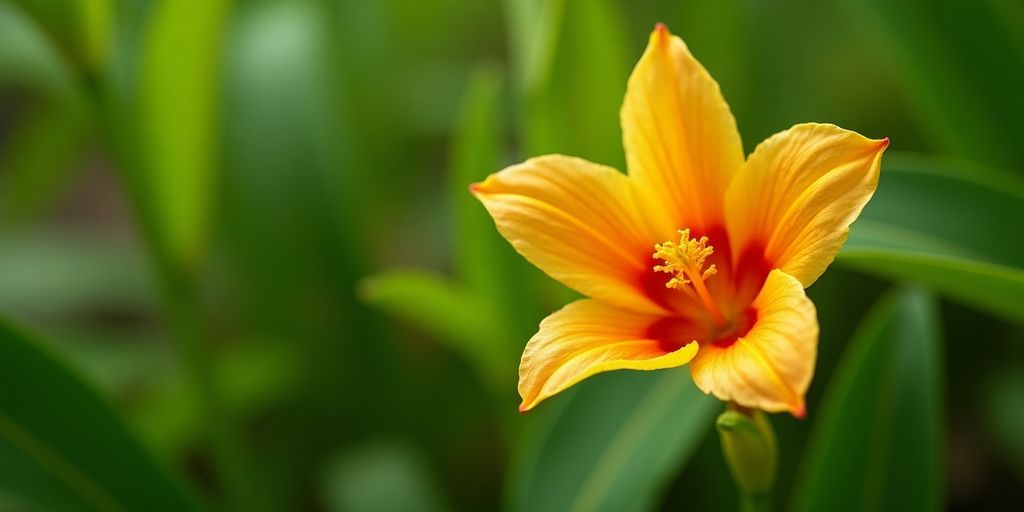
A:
[0,0,1022,510]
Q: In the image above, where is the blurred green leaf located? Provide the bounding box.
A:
[789,287,943,512]
[508,370,717,512]
[9,0,114,74]
[451,65,538,341]
[321,441,449,512]
[452,66,505,302]
[840,152,1024,324]
[363,65,533,394]
[138,0,230,269]
[0,0,80,98]
[856,0,1024,170]
[519,0,629,167]
[0,318,199,511]
[0,101,89,223]
[75,0,112,71]
[508,0,630,307]
[222,0,368,303]
[503,0,566,95]
[360,269,511,391]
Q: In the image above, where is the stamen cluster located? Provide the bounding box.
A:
[652,228,717,289]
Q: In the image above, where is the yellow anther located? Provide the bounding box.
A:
[653,228,726,326]
[652,228,717,288]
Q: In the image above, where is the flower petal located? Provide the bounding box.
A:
[472,155,665,314]
[621,24,744,233]
[519,299,701,411]
[690,269,817,416]
[726,123,888,287]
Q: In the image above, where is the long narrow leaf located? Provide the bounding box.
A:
[507,371,717,512]
[840,153,1024,324]
[138,0,230,268]
[789,288,943,512]
[359,269,509,391]
[0,319,199,511]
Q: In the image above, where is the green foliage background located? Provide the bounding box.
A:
[0,0,1021,510]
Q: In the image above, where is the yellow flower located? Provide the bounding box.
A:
[471,23,888,417]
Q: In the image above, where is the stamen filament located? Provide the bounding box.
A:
[685,266,727,326]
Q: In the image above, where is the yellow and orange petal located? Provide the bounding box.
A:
[621,23,744,234]
[471,155,667,315]
[518,300,702,412]
[725,123,888,288]
[690,270,818,416]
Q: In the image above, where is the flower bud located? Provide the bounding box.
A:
[716,407,778,495]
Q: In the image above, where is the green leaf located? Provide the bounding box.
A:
[855,0,1024,170]
[518,0,630,168]
[507,370,717,512]
[138,0,231,269]
[450,65,539,341]
[75,0,112,71]
[502,0,567,95]
[507,0,630,307]
[362,66,532,393]
[0,318,199,511]
[6,0,107,76]
[0,100,89,223]
[0,0,80,99]
[789,287,943,512]
[451,66,505,300]
[840,152,1024,324]
[359,270,511,391]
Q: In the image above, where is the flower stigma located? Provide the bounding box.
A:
[653,228,727,326]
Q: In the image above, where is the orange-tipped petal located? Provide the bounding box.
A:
[518,300,701,411]
[726,123,888,287]
[621,24,744,233]
[472,155,666,315]
[690,269,817,416]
